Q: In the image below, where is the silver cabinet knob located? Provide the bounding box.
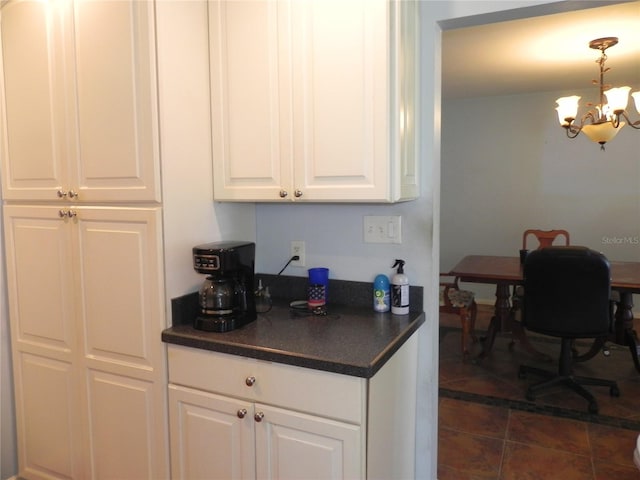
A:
[245,376,256,387]
[58,210,77,219]
[254,412,264,422]
[56,189,79,200]
[294,189,303,198]
[237,409,247,419]
[279,190,288,198]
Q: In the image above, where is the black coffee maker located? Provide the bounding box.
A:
[193,241,256,332]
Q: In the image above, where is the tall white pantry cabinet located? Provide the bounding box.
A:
[0,1,168,478]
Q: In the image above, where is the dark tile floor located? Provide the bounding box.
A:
[438,305,640,479]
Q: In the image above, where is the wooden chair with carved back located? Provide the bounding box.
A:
[440,273,478,360]
[522,229,571,250]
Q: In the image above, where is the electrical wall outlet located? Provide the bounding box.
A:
[290,240,305,267]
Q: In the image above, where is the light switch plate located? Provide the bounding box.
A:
[363,215,402,244]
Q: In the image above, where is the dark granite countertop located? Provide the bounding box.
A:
[162,301,424,379]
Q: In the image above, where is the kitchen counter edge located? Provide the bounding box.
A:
[162,308,425,379]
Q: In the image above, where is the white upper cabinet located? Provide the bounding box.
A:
[0,0,160,203]
[209,0,419,202]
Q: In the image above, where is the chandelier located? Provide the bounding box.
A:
[555,37,640,150]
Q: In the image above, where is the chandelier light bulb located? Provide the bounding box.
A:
[555,96,580,125]
[632,91,640,114]
[605,86,631,114]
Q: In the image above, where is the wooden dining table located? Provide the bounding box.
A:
[450,255,640,371]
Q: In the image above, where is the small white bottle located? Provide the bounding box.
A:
[391,259,409,315]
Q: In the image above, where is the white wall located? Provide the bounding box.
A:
[156,1,256,308]
[441,88,640,302]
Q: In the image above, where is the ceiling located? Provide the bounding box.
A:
[442,1,640,99]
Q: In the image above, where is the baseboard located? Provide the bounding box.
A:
[475,298,495,306]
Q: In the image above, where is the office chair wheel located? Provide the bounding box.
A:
[588,402,599,414]
[610,385,620,397]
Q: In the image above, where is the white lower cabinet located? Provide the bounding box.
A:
[169,386,362,480]
[3,204,169,479]
[169,386,255,479]
[167,331,418,479]
[254,403,363,479]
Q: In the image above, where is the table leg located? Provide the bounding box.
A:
[476,315,500,360]
[494,284,512,332]
[509,320,553,362]
[476,283,512,360]
[614,292,640,373]
[476,283,551,362]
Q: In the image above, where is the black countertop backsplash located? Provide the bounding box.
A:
[254,273,424,310]
[163,274,425,378]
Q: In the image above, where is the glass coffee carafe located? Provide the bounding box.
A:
[199,276,237,316]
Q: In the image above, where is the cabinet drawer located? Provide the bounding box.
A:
[167,345,364,424]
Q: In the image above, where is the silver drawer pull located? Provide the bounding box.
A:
[245,376,256,387]
[294,189,303,198]
[254,412,264,422]
[237,409,247,419]
[279,190,288,198]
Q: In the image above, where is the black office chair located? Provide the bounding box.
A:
[518,246,620,414]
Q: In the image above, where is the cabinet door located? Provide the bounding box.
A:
[3,205,82,479]
[0,0,71,201]
[3,205,76,356]
[73,206,165,374]
[290,0,390,202]
[15,353,83,480]
[85,371,166,479]
[169,384,255,480]
[72,0,160,202]
[255,404,363,480]
[73,206,169,479]
[209,0,292,201]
